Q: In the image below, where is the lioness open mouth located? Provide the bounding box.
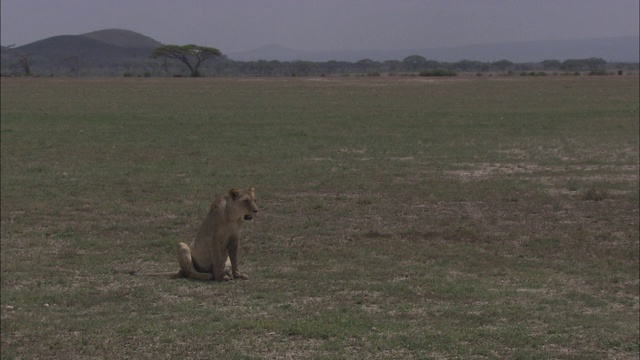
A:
[244,215,253,221]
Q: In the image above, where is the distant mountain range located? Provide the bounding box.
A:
[229,36,639,62]
[1,29,637,77]
[2,29,638,63]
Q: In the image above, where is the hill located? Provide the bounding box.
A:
[15,35,150,63]
[82,29,162,49]
[1,29,163,76]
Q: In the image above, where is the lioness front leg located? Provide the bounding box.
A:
[212,260,231,282]
[211,249,231,282]
[228,236,248,280]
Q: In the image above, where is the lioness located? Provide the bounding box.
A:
[175,187,258,281]
[128,187,258,281]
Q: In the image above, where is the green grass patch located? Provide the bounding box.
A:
[2,76,638,358]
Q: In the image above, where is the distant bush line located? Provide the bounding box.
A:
[1,54,637,77]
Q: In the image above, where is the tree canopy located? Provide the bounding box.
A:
[151,44,222,77]
[560,57,607,71]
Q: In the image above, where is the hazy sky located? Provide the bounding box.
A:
[1,0,638,52]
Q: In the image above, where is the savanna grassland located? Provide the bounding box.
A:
[1,75,638,359]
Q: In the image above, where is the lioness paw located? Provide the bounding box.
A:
[234,272,249,280]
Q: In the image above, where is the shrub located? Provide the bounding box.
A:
[589,70,613,76]
[520,71,547,77]
[419,69,457,77]
[583,187,608,201]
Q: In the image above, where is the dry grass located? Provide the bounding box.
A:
[1,76,639,359]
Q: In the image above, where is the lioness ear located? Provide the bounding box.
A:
[248,187,255,194]
[229,188,241,200]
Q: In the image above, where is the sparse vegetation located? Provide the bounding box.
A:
[1,76,638,358]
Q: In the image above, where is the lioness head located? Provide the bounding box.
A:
[229,187,259,221]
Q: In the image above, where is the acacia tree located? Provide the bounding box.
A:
[402,55,427,71]
[16,53,33,76]
[151,44,222,77]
